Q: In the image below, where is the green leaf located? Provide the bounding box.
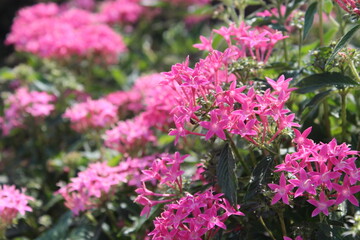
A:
[316,223,352,240]
[285,0,307,18]
[35,211,73,240]
[323,0,333,15]
[303,2,318,40]
[217,144,238,205]
[66,223,95,240]
[304,90,332,109]
[244,156,273,202]
[326,24,360,66]
[296,72,359,94]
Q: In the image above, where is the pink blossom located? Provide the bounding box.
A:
[6,3,126,63]
[0,185,33,227]
[268,172,294,205]
[0,87,55,135]
[98,0,144,24]
[57,162,127,215]
[147,189,243,239]
[307,191,336,217]
[63,98,118,132]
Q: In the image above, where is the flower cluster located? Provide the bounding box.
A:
[0,185,33,228]
[6,3,126,62]
[118,154,171,187]
[57,162,126,215]
[256,5,298,32]
[270,127,360,217]
[0,87,55,136]
[163,0,210,6]
[194,22,287,63]
[98,0,144,25]
[165,64,299,145]
[104,74,177,154]
[148,189,244,239]
[134,152,187,216]
[104,115,156,155]
[63,98,118,132]
[335,0,360,16]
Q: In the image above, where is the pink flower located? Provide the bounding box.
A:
[0,87,55,135]
[0,185,33,227]
[268,172,294,205]
[57,162,127,215]
[99,0,144,24]
[332,176,360,206]
[307,191,336,217]
[193,35,213,51]
[147,189,243,240]
[63,98,118,132]
[199,111,228,140]
[6,3,126,63]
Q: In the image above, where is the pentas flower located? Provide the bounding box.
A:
[283,236,303,240]
[57,162,127,215]
[63,98,118,132]
[104,114,156,155]
[117,154,163,187]
[271,128,360,217]
[165,68,298,145]
[268,173,294,205]
[0,185,33,229]
[135,152,188,216]
[0,87,55,135]
[98,0,144,25]
[334,0,360,16]
[209,22,288,63]
[147,188,244,240]
[256,5,299,32]
[6,3,126,63]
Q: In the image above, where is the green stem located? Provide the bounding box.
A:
[335,3,345,35]
[340,89,348,142]
[323,101,331,139]
[298,29,302,68]
[278,210,287,236]
[259,216,276,240]
[225,131,250,175]
[237,0,246,23]
[276,1,289,61]
[349,60,360,82]
[319,0,324,46]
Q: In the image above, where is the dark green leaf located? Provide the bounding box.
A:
[316,223,352,240]
[285,0,307,18]
[67,223,95,240]
[303,2,318,40]
[326,24,360,66]
[304,90,332,109]
[35,211,73,240]
[217,144,238,205]
[296,72,359,94]
[244,156,273,202]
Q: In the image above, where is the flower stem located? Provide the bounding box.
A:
[319,0,324,46]
[340,89,349,142]
[278,210,287,236]
[259,216,276,240]
[349,60,360,82]
[225,131,250,175]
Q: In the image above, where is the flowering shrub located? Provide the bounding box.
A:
[6,3,126,62]
[0,185,33,231]
[2,0,360,239]
[57,162,126,215]
[63,98,118,132]
[0,87,55,135]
